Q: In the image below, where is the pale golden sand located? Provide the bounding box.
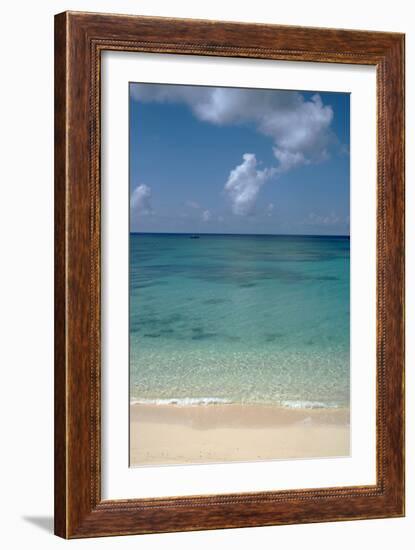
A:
[130,403,350,467]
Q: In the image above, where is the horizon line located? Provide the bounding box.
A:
[130,231,350,238]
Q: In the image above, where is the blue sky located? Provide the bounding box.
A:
[129,83,350,235]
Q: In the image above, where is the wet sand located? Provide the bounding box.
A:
[130,403,350,466]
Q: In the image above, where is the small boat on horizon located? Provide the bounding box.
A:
[190,234,200,239]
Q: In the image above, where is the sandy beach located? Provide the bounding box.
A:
[130,403,350,467]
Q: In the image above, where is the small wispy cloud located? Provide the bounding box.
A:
[305,211,341,226]
[202,209,212,222]
[185,200,200,209]
[131,184,152,215]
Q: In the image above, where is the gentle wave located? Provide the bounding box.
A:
[131,397,232,406]
[280,400,339,409]
[131,397,340,409]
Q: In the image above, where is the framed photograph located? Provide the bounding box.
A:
[54,11,405,538]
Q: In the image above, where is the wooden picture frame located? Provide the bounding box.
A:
[54,11,405,538]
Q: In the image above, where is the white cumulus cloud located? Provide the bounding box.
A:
[131,184,152,214]
[131,84,336,217]
[131,85,334,172]
[224,154,274,216]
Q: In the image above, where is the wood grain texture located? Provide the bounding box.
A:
[54,11,67,538]
[54,11,405,539]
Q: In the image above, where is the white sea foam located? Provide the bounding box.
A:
[131,397,341,409]
[131,397,231,406]
[280,400,339,409]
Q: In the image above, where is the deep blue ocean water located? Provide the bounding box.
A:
[130,233,350,408]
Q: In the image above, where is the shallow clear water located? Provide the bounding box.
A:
[130,233,350,408]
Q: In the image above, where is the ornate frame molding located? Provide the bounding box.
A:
[55,11,405,538]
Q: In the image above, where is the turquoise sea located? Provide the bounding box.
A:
[130,233,350,409]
